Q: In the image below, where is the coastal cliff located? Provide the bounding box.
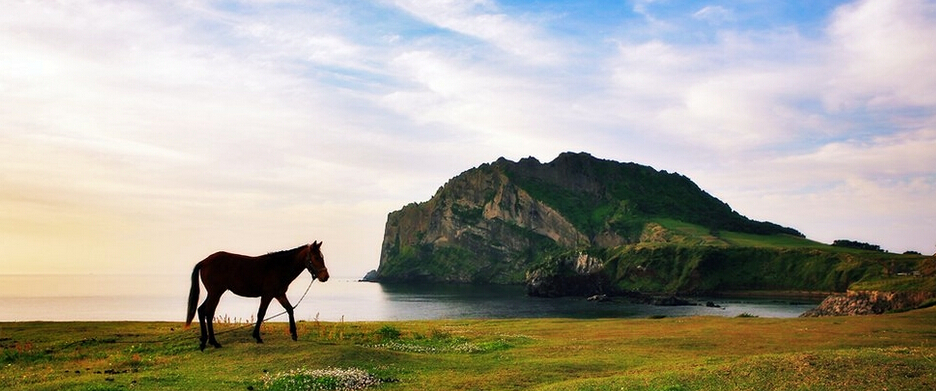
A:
[375,152,801,286]
[377,158,587,284]
[373,152,930,301]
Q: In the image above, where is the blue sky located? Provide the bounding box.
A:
[2,0,934,278]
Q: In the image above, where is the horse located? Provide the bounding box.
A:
[185,241,329,351]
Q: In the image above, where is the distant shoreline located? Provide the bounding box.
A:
[709,290,832,300]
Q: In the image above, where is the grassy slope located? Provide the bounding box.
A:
[3,308,936,390]
[608,218,933,294]
[654,218,838,249]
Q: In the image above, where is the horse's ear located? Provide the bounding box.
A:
[312,241,321,248]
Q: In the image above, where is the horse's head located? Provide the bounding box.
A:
[305,241,329,282]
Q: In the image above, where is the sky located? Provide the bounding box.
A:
[2,0,935,279]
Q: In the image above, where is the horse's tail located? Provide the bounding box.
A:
[185,262,202,327]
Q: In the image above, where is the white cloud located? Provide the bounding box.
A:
[0,1,393,275]
[783,128,936,182]
[693,5,734,25]
[604,0,936,153]
[387,0,564,64]
[378,48,583,158]
[631,0,663,23]
[605,30,827,150]
[823,0,936,110]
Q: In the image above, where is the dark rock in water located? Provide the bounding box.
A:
[705,301,720,308]
[587,294,609,302]
[652,296,694,306]
[359,269,379,282]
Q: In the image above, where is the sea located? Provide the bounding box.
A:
[0,274,819,322]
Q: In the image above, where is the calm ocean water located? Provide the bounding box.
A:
[0,274,819,322]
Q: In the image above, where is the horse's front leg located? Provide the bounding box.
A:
[253,296,274,343]
[275,295,298,341]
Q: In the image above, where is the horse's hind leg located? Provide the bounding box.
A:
[198,293,223,349]
[197,303,209,351]
[253,296,274,344]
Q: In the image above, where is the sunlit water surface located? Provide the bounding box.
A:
[0,275,819,322]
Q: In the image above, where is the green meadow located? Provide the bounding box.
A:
[3,308,936,390]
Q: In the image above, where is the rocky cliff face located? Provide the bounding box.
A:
[526,253,607,297]
[801,290,936,317]
[377,161,588,283]
[375,152,803,285]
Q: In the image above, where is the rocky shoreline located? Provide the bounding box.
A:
[365,266,936,317]
[800,290,936,317]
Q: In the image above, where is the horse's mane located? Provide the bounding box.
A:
[263,245,306,262]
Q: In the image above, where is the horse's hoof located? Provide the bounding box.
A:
[199,344,206,352]
[255,339,264,344]
[291,336,298,341]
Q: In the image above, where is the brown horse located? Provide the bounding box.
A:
[185,242,329,351]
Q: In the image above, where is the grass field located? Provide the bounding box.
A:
[3,308,936,390]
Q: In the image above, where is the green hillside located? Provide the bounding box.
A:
[500,153,803,239]
[530,218,930,295]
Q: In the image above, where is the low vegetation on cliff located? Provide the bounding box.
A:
[375,152,931,297]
